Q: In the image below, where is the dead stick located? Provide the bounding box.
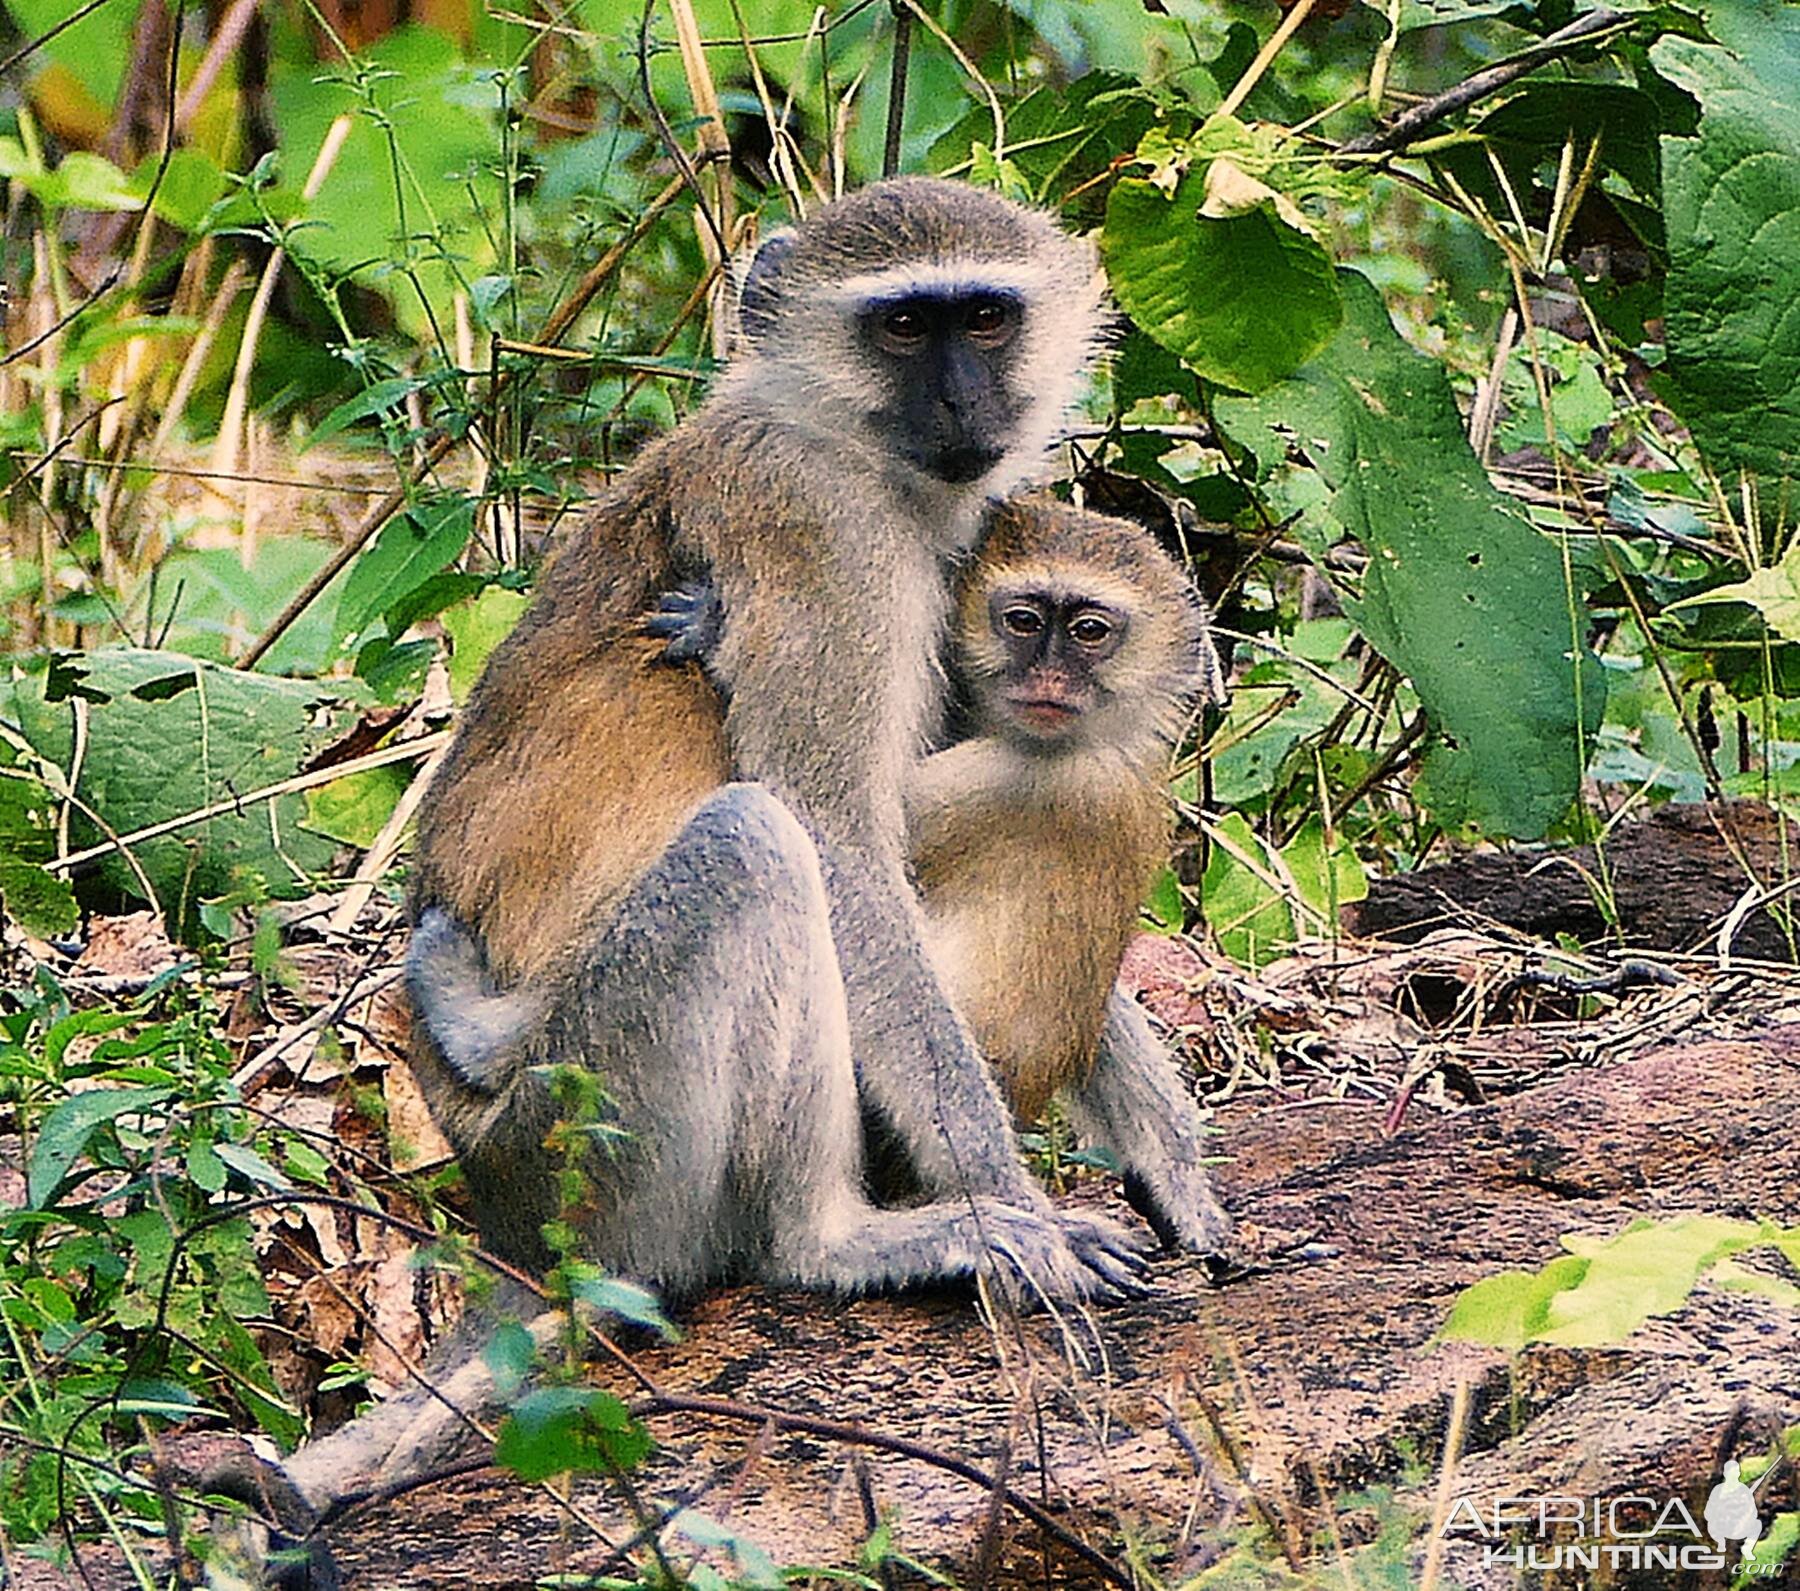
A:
[882,1,911,178]
[235,173,687,670]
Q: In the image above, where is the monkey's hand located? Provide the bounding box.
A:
[643,579,726,668]
[1122,1167,1233,1257]
[971,1200,1152,1305]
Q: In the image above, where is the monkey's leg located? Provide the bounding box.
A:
[1065,988,1233,1256]
[541,783,1143,1302]
[815,849,1149,1285]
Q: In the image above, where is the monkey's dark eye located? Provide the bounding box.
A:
[879,307,928,350]
[1070,614,1113,646]
[964,297,1016,343]
[1001,606,1045,638]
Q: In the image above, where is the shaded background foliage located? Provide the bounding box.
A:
[0,0,1793,959]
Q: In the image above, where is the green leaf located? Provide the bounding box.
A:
[213,1142,291,1192]
[302,765,411,849]
[1440,1216,1800,1353]
[1669,543,1800,643]
[568,1275,679,1342]
[1200,813,1291,967]
[1,651,360,937]
[1141,865,1184,934]
[1653,0,1800,488]
[270,25,501,339]
[1102,166,1341,394]
[28,1086,173,1208]
[927,71,1157,220]
[333,497,475,650]
[1496,328,1616,455]
[494,1387,652,1481]
[667,1511,782,1589]
[0,748,78,937]
[1216,272,1607,839]
[443,587,529,704]
[1711,1258,1800,1306]
[1199,811,1366,966]
[301,377,427,455]
[1437,1254,1591,1351]
[1537,1215,1766,1347]
[1742,1510,1799,1580]
[1282,816,1369,922]
[483,1319,540,1399]
[137,147,227,232]
[186,1135,226,1194]
[52,151,140,211]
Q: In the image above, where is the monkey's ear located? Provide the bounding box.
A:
[1196,631,1229,707]
[736,229,798,343]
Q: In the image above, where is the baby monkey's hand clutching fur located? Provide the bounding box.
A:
[644,579,727,670]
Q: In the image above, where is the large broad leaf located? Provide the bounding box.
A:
[1653,0,1800,488]
[1103,166,1342,394]
[0,742,78,936]
[1216,271,1606,839]
[1,652,362,934]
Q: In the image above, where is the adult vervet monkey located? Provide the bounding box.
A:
[199,177,1136,1590]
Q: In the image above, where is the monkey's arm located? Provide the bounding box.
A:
[1066,987,1232,1255]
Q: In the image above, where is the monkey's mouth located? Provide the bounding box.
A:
[921,445,1004,484]
[1008,698,1083,733]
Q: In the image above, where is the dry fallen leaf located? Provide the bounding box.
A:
[74,911,183,981]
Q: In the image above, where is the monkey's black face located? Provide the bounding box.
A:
[985,589,1128,741]
[859,290,1027,483]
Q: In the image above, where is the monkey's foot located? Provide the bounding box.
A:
[155,1432,340,1590]
[971,1203,1152,1306]
[1049,1207,1156,1299]
[1122,1167,1234,1258]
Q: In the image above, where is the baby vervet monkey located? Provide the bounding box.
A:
[523,494,1236,1252]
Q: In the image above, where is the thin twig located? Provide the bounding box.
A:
[46,729,452,874]
[235,174,686,668]
[1217,0,1317,122]
[1343,9,1629,154]
[633,1393,1134,1588]
[882,1,912,178]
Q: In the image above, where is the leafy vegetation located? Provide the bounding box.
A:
[1439,1216,1800,1581]
[2,0,1798,1581]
